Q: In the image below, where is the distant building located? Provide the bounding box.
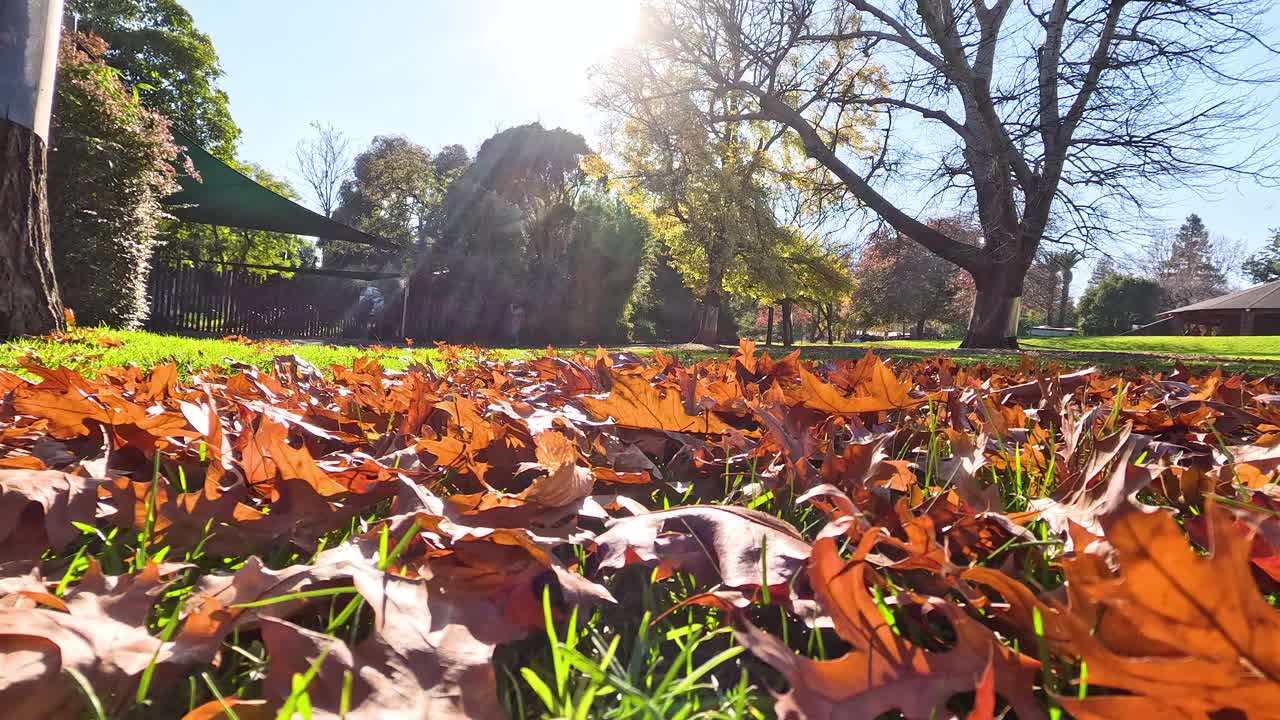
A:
[1159,280,1280,335]
[1027,326,1080,338]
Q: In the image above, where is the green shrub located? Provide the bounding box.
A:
[1076,274,1167,335]
[47,33,181,328]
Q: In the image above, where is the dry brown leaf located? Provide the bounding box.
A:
[739,536,1045,720]
[447,430,596,514]
[10,380,111,438]
[0,563,225,717]
[593,505,811,591]
[967,502,1280,718]
[232,405,283,492]
[580,372,734,433]
[1028,424,1160,537]
[788,356,925,415]
[0,469,105,568]
[938,429,1001,512]
[264,429,349,497]
[253,571,518,720]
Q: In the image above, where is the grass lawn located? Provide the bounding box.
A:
[0,329,533,377]
[3,327,1279,717]
[868,334,1280,359]
[3,329,1279,378]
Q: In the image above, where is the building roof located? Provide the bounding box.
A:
[1161,280,1280,315]
[163,129,394,249]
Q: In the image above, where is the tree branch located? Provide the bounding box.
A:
[730,83,980,271]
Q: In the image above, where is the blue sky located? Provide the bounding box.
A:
[184,1,1278,290]
[182,1,637,171]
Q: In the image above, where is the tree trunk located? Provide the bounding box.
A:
[780,298,794,346]
[914,317,926,339]
[765,305,774,346]
[1057,267,1073,327]
[0,118,63,339]
[692,288,721,345]
[961,285,1021,349]
[826,303,834,344]
[1045,272,1059,329]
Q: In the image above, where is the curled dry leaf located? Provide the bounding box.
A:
[8,370,111,439]
[937,429,1000,512]
[1027,423,1161,537]
[0,562,225,718]
[787,354,926,415]
[182,553,368,634]
[593,504,811,593]
[738,536,1045,720]
[447,429,596,515]
[967,502,1280,719]
[818,434,916,493]
[580,371,734,433]
[253,575,512,720]
[0,469,105,568]
[1185,488,1280,583]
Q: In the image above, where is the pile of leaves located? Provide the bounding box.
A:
[1,340,1278,719]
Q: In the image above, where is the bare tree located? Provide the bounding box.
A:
[605,0,1277,347]
[294,121,352,218]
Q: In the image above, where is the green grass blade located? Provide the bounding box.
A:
[66,667,106,720]
[201,672,241,720]
[231,586,359,609]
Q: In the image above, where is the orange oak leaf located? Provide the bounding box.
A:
[967,501,1280,719]
[0,469,106,567]
[580,372,734,433]
[788,355,926,415]
[0,563,226,717]
[739,536,1045,720]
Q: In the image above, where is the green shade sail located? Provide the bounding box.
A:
[163,128,394,248]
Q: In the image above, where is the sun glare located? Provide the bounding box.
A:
[505,0,643,83]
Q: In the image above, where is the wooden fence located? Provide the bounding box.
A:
[147,263,379,339]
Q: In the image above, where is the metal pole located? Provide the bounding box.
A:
[0,0,67,337]
[399,276,410,340]
[1,0,64,142]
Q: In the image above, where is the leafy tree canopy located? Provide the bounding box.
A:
[851,218,975,335]
[69,0,241,159]
[421,124,615,343]
[729,227,852,307]
[598,91,813,342]
[1076,274,1167,335]
[1242,228,1280,284]
[328,136,470,270]
[1087,256,1117,291]
[1156,214,1229,309]
[437,123,592,260]
[593,38,877,344]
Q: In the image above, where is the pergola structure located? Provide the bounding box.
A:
[1160,280,1280,335]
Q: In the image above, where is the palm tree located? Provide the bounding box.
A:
[1043,250,1085,327]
